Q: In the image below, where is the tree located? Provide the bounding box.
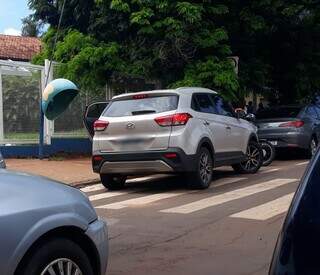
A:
[21,15,43,37]
[30,0,239,99]
[224,0,320,103]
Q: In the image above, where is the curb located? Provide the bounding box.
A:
[70,178,101,189]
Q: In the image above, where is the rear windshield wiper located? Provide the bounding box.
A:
[131,110,156,115]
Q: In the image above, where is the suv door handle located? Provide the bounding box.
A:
[226,126,231,130]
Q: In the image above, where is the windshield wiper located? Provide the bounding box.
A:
[132,110,156,115]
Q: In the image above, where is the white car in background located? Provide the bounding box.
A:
[84,87,262,190]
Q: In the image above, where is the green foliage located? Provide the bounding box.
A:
[30,0,237,99]
[172,57,239,100]
[29,0,320,103]
[21,15,43,37]
[2,73,40,135]
[110,0,130,12]
[225,0,320,103]
[53,30,123,89]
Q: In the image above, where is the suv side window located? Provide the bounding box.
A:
[192,94,216,114]
[211,96,234,117]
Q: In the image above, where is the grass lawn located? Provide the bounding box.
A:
[3,129,87,141]
[53,128,87,137]
[4,132,39,141]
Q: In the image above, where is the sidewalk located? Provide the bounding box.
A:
[6,157,99,186]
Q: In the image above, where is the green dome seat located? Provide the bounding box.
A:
[42,78,79,120]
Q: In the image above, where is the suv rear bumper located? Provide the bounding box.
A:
[92,148,197,175]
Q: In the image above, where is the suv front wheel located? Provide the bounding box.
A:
[100,174,127,190]
[187,147,213,189]
[232,141,263,174]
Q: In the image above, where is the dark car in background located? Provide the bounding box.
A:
[256,105,320,157]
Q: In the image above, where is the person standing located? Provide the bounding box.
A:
[257,102,265,113]
[246,101,254,114]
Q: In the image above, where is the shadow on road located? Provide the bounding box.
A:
[275,148,309,161]
[123,169,238,192]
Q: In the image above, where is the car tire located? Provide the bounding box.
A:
[100,174,127,190]
[16,238,93,275]
[307,136,318,158]
[232,141,263,174]
[187,147,213,189]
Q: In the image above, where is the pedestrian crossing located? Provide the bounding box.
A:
[230,193,294,221]
[295,161,309,166]
[96,192,186,210]
[80,168,301,222]
[260,168,280,174]
[89,191,131,202]
[213,177,247,187]
[160,178,296,214]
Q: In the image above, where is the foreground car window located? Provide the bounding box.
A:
[305,105,320,119]
[270,150,320,274]
[103,95,179,117]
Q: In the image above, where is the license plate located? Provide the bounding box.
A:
[120,138,143,145]
[270,141,278,146]
[118,138,145,150]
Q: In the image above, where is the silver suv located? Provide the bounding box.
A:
[84,87,262,189]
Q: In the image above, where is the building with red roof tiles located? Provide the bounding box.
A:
[0,35,41,62]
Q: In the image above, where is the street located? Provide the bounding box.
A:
[80,159,308,275]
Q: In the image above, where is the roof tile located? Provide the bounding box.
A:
[0,34,42,61]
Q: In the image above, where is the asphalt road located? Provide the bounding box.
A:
[80,159,309,275]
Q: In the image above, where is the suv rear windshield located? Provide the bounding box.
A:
[256,106,302,119]
[103,95,179,117]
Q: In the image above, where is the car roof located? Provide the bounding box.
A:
[112,87,218,100]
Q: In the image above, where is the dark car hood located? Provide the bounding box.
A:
[0,169,97,223]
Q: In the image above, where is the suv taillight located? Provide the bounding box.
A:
[94,120,109,131]
[154,113,192,127]
[279,121,304,128]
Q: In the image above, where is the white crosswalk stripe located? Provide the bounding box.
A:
[89,191,131,202]
[160,178,297,214]
[81,184,106,193]
[230,193,294,220]
[96,192,186,210]
[260,168,280,174]
[295,161,309,166]
[214,177,247,187]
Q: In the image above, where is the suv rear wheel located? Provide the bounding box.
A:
[187,147,213,189]
[232,141,263,174]
[100,174,127,190]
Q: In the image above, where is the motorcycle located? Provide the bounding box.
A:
[235,108,275,166]
[259,139,276,166]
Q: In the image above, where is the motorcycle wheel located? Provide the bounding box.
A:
[261,141,275,166]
